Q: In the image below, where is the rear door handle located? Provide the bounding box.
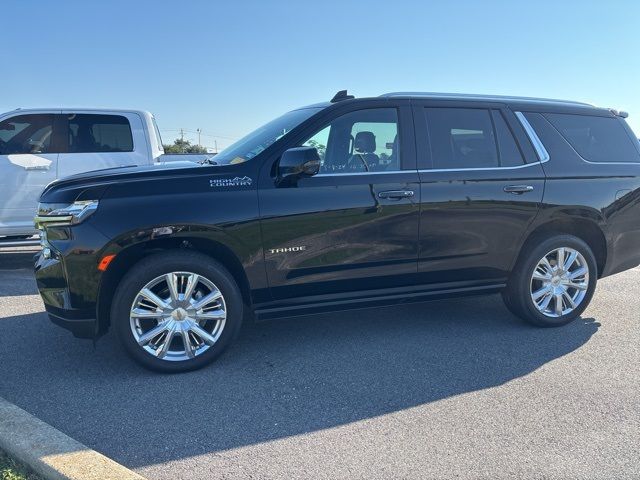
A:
[378,190,415,199]
[503,185,534,194]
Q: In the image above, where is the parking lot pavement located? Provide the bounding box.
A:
[0,251,638,480]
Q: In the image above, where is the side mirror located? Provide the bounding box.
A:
[278,147,320,184]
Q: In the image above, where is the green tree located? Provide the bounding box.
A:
[306,139,326,161]
[163,138,208,154]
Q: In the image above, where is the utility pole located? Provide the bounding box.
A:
[214,140,218,154]
[180,128,185,152]
[197,128,201,147]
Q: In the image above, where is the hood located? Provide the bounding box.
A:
[39,160,238,204]
[54,160,201,184]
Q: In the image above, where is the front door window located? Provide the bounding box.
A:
[302,108,400,173]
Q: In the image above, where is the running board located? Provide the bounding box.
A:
[254,282,506,321]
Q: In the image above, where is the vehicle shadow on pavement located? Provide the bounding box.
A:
[0,292,599,469]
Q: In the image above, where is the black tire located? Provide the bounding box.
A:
[112,251,243,372]
[502,234,597,327]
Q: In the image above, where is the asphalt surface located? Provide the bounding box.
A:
[0,247,638,479]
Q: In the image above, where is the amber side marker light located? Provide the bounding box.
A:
[98,254,116,271]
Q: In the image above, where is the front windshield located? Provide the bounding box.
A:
[212,107,322,165]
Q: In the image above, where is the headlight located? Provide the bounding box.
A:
[35,200,99,227]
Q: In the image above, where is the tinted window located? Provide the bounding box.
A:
[303,108,400,173]
[491,110,525,166]
[545,113,640,163]
[68,114,133,153]
[0,114,56,155]
[425,108,527,169]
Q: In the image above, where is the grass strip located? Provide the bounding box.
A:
[0,449,41,480]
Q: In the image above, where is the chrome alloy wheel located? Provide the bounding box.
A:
[530,247,589,318]
[129,272,227,361]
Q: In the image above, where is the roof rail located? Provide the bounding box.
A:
[379,92,593,107]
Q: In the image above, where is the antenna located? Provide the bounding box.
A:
[330,90,355,103]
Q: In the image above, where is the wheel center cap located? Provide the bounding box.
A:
[172,308,188,321]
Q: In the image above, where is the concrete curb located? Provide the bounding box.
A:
[0,396,145,480]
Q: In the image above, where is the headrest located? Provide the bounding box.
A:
[354,131,376,153]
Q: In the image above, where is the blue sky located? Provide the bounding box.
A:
[2,0,639,151]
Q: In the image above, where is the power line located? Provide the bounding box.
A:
[160,128,238,140]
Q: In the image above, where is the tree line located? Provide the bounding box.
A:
[163,138,208,154]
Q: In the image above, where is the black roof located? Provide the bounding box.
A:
[379,91,594,108]
[296,91,615,116]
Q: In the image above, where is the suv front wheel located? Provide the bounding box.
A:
[503,234,597,327]
[112,251,243,372]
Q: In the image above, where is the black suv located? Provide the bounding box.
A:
[35,91,640,372]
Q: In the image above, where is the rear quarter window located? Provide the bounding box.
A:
[544,113,640,163]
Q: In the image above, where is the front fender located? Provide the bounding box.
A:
[92,223,267,337]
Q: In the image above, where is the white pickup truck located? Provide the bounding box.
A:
[0,108,212,238]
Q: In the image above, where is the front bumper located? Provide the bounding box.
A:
[47,308,97,339]
[35,247,100,339]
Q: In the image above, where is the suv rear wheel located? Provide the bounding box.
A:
[112,251,243,372]
[503,234,597,327]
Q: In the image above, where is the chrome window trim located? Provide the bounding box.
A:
[579,159,640,166]
[315,163,544,175]
[515,111,550,163]
[315,170,408,177]
[418,162,541,174]
[312,111,553,175]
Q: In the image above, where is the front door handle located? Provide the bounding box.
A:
[503,185,534,194]
[378,190,415,199]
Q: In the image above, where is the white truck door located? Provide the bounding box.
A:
[0,113,60,237]
[57,112,148,178]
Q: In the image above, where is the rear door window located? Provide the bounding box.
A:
[0,114,57,155]
[491,110,526,166]
[67,114,134,153]
[544,113,640,163]
[424,108,525,169]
